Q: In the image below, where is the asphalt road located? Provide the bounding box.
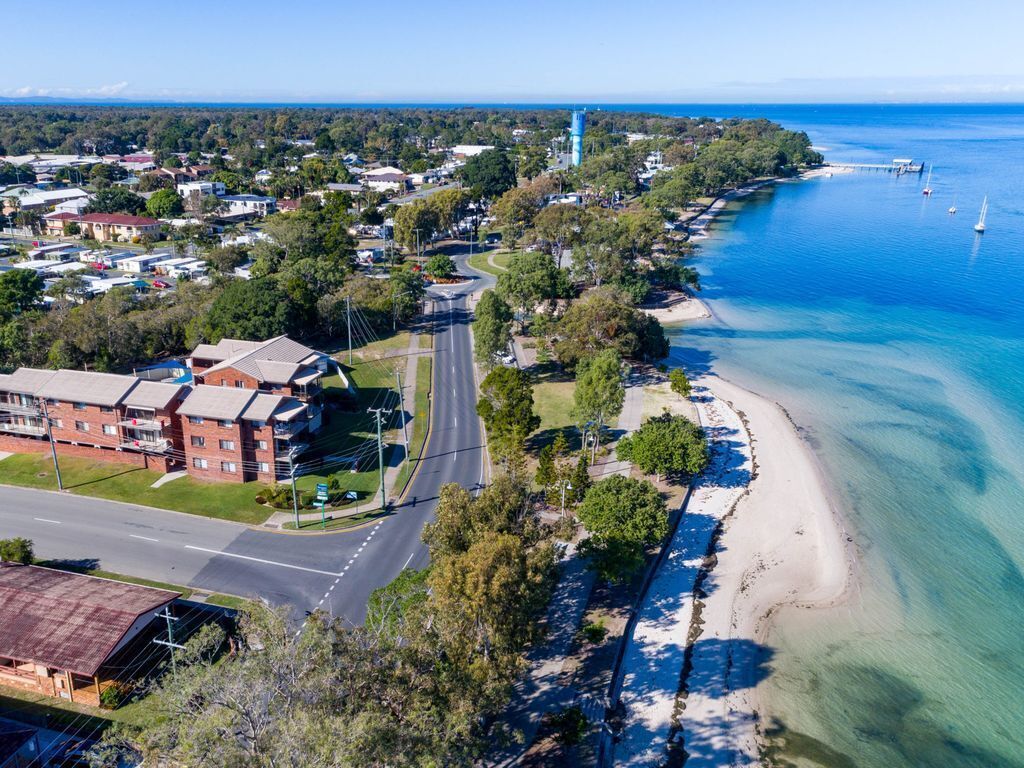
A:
[0,246,491,625]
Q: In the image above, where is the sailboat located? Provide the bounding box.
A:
[922,165,933,196]
[974,196,988,233]
[948,195,957,215]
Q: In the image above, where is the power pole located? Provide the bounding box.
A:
[288,452,300,529]
[395,371,409,458]
[40,399,63,491]
[345,296,353,365]
[153,608,184,682]
[368,407,392,510]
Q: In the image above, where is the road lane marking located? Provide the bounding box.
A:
[403,552,415,569]
[183,545,340,576]
[454,451,458,462]
[129,534,159,542]
[33,517,61,524]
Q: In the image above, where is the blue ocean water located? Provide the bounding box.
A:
[650,105,1024,766]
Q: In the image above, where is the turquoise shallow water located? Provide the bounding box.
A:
[657,106,1024,766]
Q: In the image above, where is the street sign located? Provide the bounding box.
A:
[316,483,329,501]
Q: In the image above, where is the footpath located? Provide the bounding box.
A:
[611,384,754,767]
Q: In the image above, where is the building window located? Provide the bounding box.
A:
[218,419,232,428]
[251,421,265,429]
[235,380,244,388]
[73,402,86,411]
[221,461,236,473]
[192,457,208,469]
[102,424,116,436]
[100,406,114,414]
[255,440,267,451]
[219,439,235,450]
[257,462,270,473]
[75,421,88,432]
[188,416,203,424]
[191,436,205,447]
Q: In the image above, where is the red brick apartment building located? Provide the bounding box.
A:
[0,335,348,483]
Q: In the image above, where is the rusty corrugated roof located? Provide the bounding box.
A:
[0,564,178,676]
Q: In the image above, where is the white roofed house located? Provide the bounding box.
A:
[219,195,276,218]
[360,166,410,193]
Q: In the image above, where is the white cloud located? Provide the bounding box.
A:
[1,82,129,98]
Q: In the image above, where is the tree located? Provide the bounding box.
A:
[495,251,562,332]
[427,187,470,235]
[490,187,541,247]
[577,475,668,582]
[532,204,590,269]
[204,278,296,342]
[616,412,709,482]
[0,269,44,319]
[392,199,439,254]
[0,537,33,564]
[553,287,668,369]
[472,289,513,367]
[516,145,549,180]
[459,148,516,198]
[424,253,456,279]
[85,187,146,215]
[535,445,556,493]
[422,475,533,560]
[366,567,430,643]
[145,188,185,218]
[668,368,692,398]
[477,366,540,458]
[572,348,625,455]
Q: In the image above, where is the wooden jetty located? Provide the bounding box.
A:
[825,158,925,174]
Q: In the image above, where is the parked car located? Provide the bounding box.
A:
[88,262,108,270]
[152,279,171,288]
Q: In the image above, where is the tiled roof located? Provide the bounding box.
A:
[79,213,159,226]
[0,368,57,395]
[121,381,184,410]
[177,384,256,420]
[241,393,283,422]
[202,336,327,383]
[0,564,178,677]
[37,369,139,407]
[190,338,264,362]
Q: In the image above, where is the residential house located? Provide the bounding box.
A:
[448,144,495,159]
[360,166,410,193]
[77,213,161,243]
[0,187,90,214]
[42,210,79,236]
[219,194,276,217]
[177,180,226,199]
[0,563,178,706]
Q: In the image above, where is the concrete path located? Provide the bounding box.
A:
[150,469,187,488]
[612,386,754,767]
[591,371,646,480]
[490,544,597,767]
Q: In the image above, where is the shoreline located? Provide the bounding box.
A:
[639,288,712,323]
[612,373,853,766]
[677,374,855,766]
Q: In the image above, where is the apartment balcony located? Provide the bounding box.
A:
[0,401,40,416]
[118,417,163,430]
[0,421,46,436]
[120,437,171,453]
[273,421,309,438]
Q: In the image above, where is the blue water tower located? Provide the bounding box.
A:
[570,110,586,166]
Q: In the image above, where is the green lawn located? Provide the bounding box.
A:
[533,379,576,435]
[0,453,270,524]
[393,354,433,495]
[467,251,503,277]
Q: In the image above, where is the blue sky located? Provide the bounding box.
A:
[3,0,1024,102]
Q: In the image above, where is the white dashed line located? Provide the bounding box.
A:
[183,545,341,576]
[129,534,159,542]
[33,517,61,524]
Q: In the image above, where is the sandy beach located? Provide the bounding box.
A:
[675,375,853,766]
[613,372,852,766]
[639,288,712,324]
